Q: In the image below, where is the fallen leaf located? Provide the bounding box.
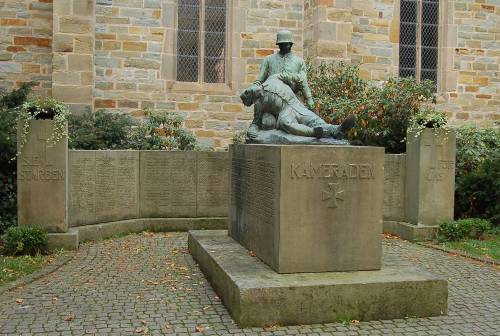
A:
[351,319,360,324]
[135,327,144,333]
[249,251,257,257]
[15,299,23,304]
[195,326,205,332]
[64,315,74,321]
[263,324,280,331]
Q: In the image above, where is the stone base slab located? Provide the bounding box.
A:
[48,218,228,250]
[76,217,227,242]
[188,230,448,327]
[384,221,438,241]
[47,229,79,250]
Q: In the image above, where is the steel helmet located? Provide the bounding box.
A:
[276,30,294,45]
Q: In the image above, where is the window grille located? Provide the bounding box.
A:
[399,0,439,84]
[176,0,226,83]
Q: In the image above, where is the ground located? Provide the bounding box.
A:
[0,232,498,336]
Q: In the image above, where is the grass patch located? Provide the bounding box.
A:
[0,254,54,286]
[439,234,499,261]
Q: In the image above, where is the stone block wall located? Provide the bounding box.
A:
[0,0,53,96]
[92,0,304,148]
[0,0,498,149]
[304,0,398,80]
[52,0,95,112]
[435,0,500,124]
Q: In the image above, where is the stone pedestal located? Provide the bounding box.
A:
[229,144,384,273]
[189,230,448,327]
[17,120,68,233]
[406,129,456,226]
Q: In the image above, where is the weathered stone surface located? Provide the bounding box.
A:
[383,154,406,221]
[229,144,384,273]
[47,229,79,250]
[383,221,438,242]
[53,85,93,104]
[139,151,197,217]
[17,121,68,233]
[196,152,230,217]
[406,129,456,226]
[189,230,448,327]
[68,150,140,226]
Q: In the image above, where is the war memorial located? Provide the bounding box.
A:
[14,30,456,329]
[186,31,448,327]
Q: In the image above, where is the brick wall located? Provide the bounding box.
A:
[0,0,53,96]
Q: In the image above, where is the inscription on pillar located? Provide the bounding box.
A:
[18,128,65,181]
[232,157,279,235]
[383,155,406,221]
[290,162,376,180]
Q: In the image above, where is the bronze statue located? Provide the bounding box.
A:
[242,30,355,144]
[241,75,355,141]
[254,30,314,110]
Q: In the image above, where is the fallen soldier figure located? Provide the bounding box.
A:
[240,74,356,142]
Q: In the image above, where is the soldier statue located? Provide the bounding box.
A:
[243,30,355,143]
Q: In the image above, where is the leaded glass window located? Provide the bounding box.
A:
[399,0,439,84]
[176,0,227,83]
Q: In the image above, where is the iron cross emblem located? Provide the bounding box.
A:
[322,183,344,208]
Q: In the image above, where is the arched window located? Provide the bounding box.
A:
[399,0,440,84]
[176,0,226,83]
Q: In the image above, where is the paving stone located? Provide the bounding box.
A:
[0,232,498,335]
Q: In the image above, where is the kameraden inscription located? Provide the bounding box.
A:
[290,162,376,180]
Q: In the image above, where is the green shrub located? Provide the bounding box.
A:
[307,61,437,153]
[232,130,246,145]
[455,125,500,225]
[70,109,197,151]
[438,218,492,242]
[1,226,48,256]
[0,83,36,234]
[69,109,136,149]
[128,109,196,150]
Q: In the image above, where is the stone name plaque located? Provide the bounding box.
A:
[383,154,406,221]
[229,145,281,266]
[139,151,197,217]
[18,120,68,232]
[229,144,384,273]
[68,151,140,226]
[197,152,229,217]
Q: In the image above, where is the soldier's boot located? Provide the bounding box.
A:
[313,127,324,138]
[331,115,356,139]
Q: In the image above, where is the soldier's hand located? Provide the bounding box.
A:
[247,124,259,139]
[306,97,315,110]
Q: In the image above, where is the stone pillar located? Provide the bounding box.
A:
[52,0,95,113]
[17,120,68,233]
[304,0,352,62]
[405,128,456,226]
[229,144,384,273]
